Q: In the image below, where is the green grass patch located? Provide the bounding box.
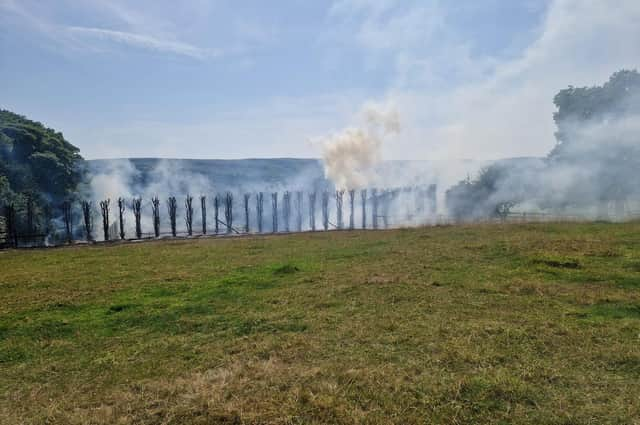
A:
[1,222,640,424]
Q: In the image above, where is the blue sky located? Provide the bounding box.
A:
[1,0,639,160]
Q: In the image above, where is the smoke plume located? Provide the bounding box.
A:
[320,101,400,190]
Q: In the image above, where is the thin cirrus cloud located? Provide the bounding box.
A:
[65,26,221,60]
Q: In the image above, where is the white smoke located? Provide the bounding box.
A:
[320,101,400,190]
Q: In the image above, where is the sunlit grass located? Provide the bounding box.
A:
[1,222,639,424]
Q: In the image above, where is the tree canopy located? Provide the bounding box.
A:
[446,69,640,219]
[0,109,85,231]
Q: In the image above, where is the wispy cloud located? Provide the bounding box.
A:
[66,26,221,59]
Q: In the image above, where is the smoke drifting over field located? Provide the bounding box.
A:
[320,101,400,190]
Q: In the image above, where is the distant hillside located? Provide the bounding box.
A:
[86,157,542,199]
[87,158,327,195]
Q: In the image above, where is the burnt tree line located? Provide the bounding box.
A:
[1,185,439,247]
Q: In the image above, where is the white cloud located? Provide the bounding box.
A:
[330,0,640,161]
[66,26,220,59]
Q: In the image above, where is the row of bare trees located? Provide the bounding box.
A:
[3,186,437,246]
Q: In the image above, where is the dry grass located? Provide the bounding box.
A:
[1,222,640,424]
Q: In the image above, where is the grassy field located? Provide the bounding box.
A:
[1,223,639,424]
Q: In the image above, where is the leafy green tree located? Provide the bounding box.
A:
[0,109,85,233]
[550,69,640,204]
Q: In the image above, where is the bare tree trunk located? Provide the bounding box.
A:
[117,198,126,240]
[132,197,143,238]
[151,196,160,237]
[361,189,367,229]
[296,191,303,232]
[62,200,73,243]
[81,200,93,241]
[428,184,437,216]
[25,193,35,237]
[308,191,316,231]
[271,192,278,233]
[322,191,329,231]
[244,193,250,233]
[4,204,18,247]
[372,189,378,229]
[335,190,344,229]
[100,199,110,241]
[256,192,264,233]
[185,195,194,236]
[382,190,390,229]
[167,197,177,237]
[214,195,220,234]
[200,196,207,234]
[283,191,291,232]
[225,193,233,233]
[348,190,355,230]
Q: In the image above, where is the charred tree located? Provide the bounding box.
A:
[25,193,35,237]
[185,195,194,236]
[224,193,233,233]
[151,196,161,237]
[348,190,355,230]
[296,191,303,232]
[132,197,143,239]
[117,198,126,240]
[256,192,264,233]
[335,190,344,229]
[62,200,73,243]
[271,192,278,233]
[372,189,378,229]
[244,193,250,233]
[214,195,220,234]
[167,196,178,237]
[200,196,207,235]
[308,192,316,231]
[99,199,111,241]
[4,204,18,247]
[361,189,367,229]
[81,200,93,241]
[428,184,437,215]
[382,190,391,229]
[283,191,291,232]
[322,191,329,231]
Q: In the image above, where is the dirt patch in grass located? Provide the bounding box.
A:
[532,258,581,269]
